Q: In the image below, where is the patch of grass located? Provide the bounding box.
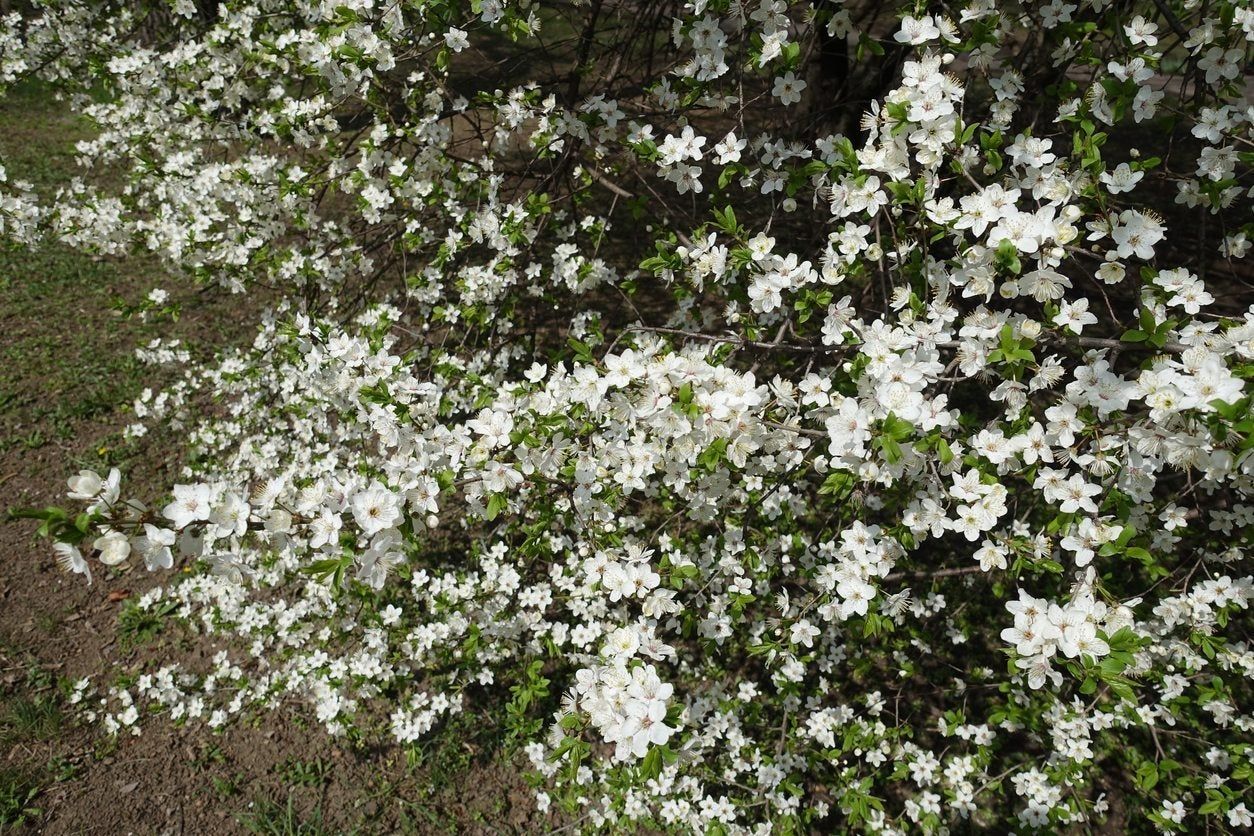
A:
[396,801,459,836]
[239,794,353,836]
[0,84,159,457]
[47,756,79,784]
[192,742,228,770]
[0,82,96,191]
[0,82,194,469]
[117,598,180,649]
[275,756,332,789]
[0,769,43,830]
[0,241,158,456]
[403,704,519,799]
[211,773,244,799]
[385,708,526,833]
[32,609,67,635]
[0,694,62,744]
[0,662,65,745]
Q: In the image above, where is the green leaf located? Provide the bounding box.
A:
[567,338,593,362]
[486,492,509,521]
[698,438,728,472]
[299,554,351,586]
[1198,797,1227,815]
[639,745,664,780]
[819,471,855,498]
[881,413,914,441]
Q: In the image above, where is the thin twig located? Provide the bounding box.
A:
[884,565,985,583]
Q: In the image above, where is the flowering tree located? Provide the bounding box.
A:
[3,0,1254,831]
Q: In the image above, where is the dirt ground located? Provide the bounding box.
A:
[0,86,548,835]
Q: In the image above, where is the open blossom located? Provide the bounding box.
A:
[93,530,131,566]
[1230,804,1253,828]
[1197,46,1243,85]
[1111,209,1165,260]
[467,408,514,449]
[350,483,403,536]
[974,540,1007,572]
[210,493,251,539]
[771,72,806,106]
[1124,15,1158,46]
[1054,298,1097,333]
[308,509,342,549]
[135,524,176,571]
[602,560,660,601]
[164,483,214,529]
[603,625,641,659]
[895,14,941,44]
[480,461,523,493]
[657,125,705,166]
[67,469,105,500]
[1099,163,1142,194]
[359,528,405,589]
[53,543,91,584]
[443,28,469,53]
[790,619,820,647]
[713,131,744,165]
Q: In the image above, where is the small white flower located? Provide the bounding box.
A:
[771,72,806,106]
[351,483,404,536]
[895,14,941,45]
[54,542,91,585]
[67,470,103,500]
[93,530,131,566]
[444,28,469,53]
[164,484,214,529]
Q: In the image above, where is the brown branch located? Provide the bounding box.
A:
[884,565,985,583]
[1150,0,1191,44]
